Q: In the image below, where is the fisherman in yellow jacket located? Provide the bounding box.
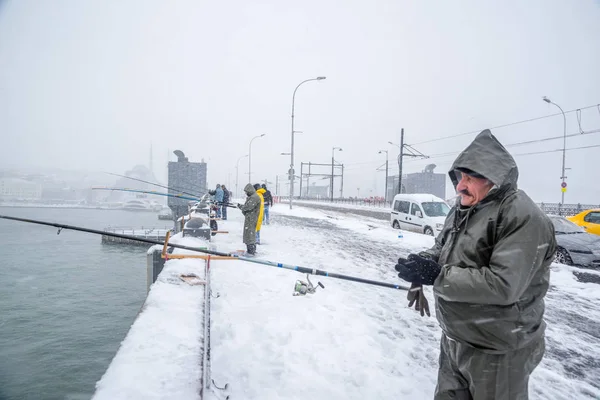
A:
[254,184,266,245]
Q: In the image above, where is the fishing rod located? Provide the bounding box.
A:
[92,187,203,202]
[0,215,410,293]
[106,172,207,199]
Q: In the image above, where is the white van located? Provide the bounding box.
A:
[390,193,451,236]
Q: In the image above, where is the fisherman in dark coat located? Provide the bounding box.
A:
[221,184,230,220]
[237,183,261,255]
[261,184,273,225]
[395,129,556,400]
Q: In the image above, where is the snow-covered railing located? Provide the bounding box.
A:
[538,203,600,216]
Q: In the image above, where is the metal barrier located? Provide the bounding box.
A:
[292,197,599,217]
[537,203,600,217]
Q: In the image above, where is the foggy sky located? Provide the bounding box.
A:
[1,0,599,203]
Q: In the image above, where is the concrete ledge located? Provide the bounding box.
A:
[92,256,207,400]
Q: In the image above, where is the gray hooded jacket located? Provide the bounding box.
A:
[425,130,556,353]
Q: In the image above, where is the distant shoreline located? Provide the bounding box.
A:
[0,204,127,210]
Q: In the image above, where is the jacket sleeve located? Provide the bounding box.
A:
[434,208,556,306]
[239,195,260,213]
[420,209,454,262]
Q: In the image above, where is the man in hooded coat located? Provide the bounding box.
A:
[395,130,556,400]
[238,183,261,255]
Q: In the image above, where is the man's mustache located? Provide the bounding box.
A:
[459,189,472,197]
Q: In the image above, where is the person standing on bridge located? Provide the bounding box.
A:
[254,183,266,245]
[237,183,261,256]
[221,184,230,220]
[261,183,273,225]
[394,129,556,400]
[214,184,224,219]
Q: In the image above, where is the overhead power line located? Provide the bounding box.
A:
[404,127,600,163]
[354,144,600,176]
[411,103,600,146]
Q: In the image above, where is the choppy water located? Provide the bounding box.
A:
[0,207,170,400]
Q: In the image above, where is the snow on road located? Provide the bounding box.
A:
[206,204,600,400]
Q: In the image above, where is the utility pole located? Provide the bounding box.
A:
[389,128,428,195]
[331,147,342,201]
[340,164,344,198]
[378,150,389,201]
[306,162,311,197]
[398,128,404,194]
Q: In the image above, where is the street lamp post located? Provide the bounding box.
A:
[331,146,342,201]
[290,76,326,209]
[543,96,567,204]
[236,154,248,199]
[378,150,389,202]
[249,134,266,184]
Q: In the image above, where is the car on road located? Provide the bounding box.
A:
[390,193,450,236]
[548,214,600,269]
[566,208,600,236]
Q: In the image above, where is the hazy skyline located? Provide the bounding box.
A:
[1,0,599,203]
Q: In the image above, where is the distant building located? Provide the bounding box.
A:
[386,164,446,199]
[0,178,42,200]
[302,184,329,198]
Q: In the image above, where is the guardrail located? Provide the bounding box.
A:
[103,226,173,238]
[284,197,392,208]
[537,203,599,217]
[284,196,599,217]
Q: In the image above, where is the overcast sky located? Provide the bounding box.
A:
[1,0,599,203]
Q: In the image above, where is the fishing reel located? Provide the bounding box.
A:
[293,274,325,296]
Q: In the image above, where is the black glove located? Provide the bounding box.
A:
[407,283,431,317]
[395,254,441,286]
[237,203,242,209]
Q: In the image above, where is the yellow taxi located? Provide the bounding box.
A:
[566,209,600,236]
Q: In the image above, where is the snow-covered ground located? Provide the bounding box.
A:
[209,204,600,399]
[94,203,600,399]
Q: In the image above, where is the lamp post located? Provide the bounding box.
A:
[331,146,342,201]
[290,76,326,209]
[236,154,248,198]
[542,96,568,204]
[249,134,266,184]
[378,150,389,202]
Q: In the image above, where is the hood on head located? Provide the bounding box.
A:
[244,183,256,195]
[449,129,518,190]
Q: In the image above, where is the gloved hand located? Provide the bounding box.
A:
[395,254,441,286]
[237,203,242,209]
[407,283,430,317]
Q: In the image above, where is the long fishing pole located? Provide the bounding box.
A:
[0,215,409,292]
[92,187,202,202]
[106,172,206,199]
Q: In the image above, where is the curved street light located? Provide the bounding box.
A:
[543,96,567,204]
[290,76,326,209]
[249,134,266,184]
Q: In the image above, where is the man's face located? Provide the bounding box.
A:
[455,172,493,206]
